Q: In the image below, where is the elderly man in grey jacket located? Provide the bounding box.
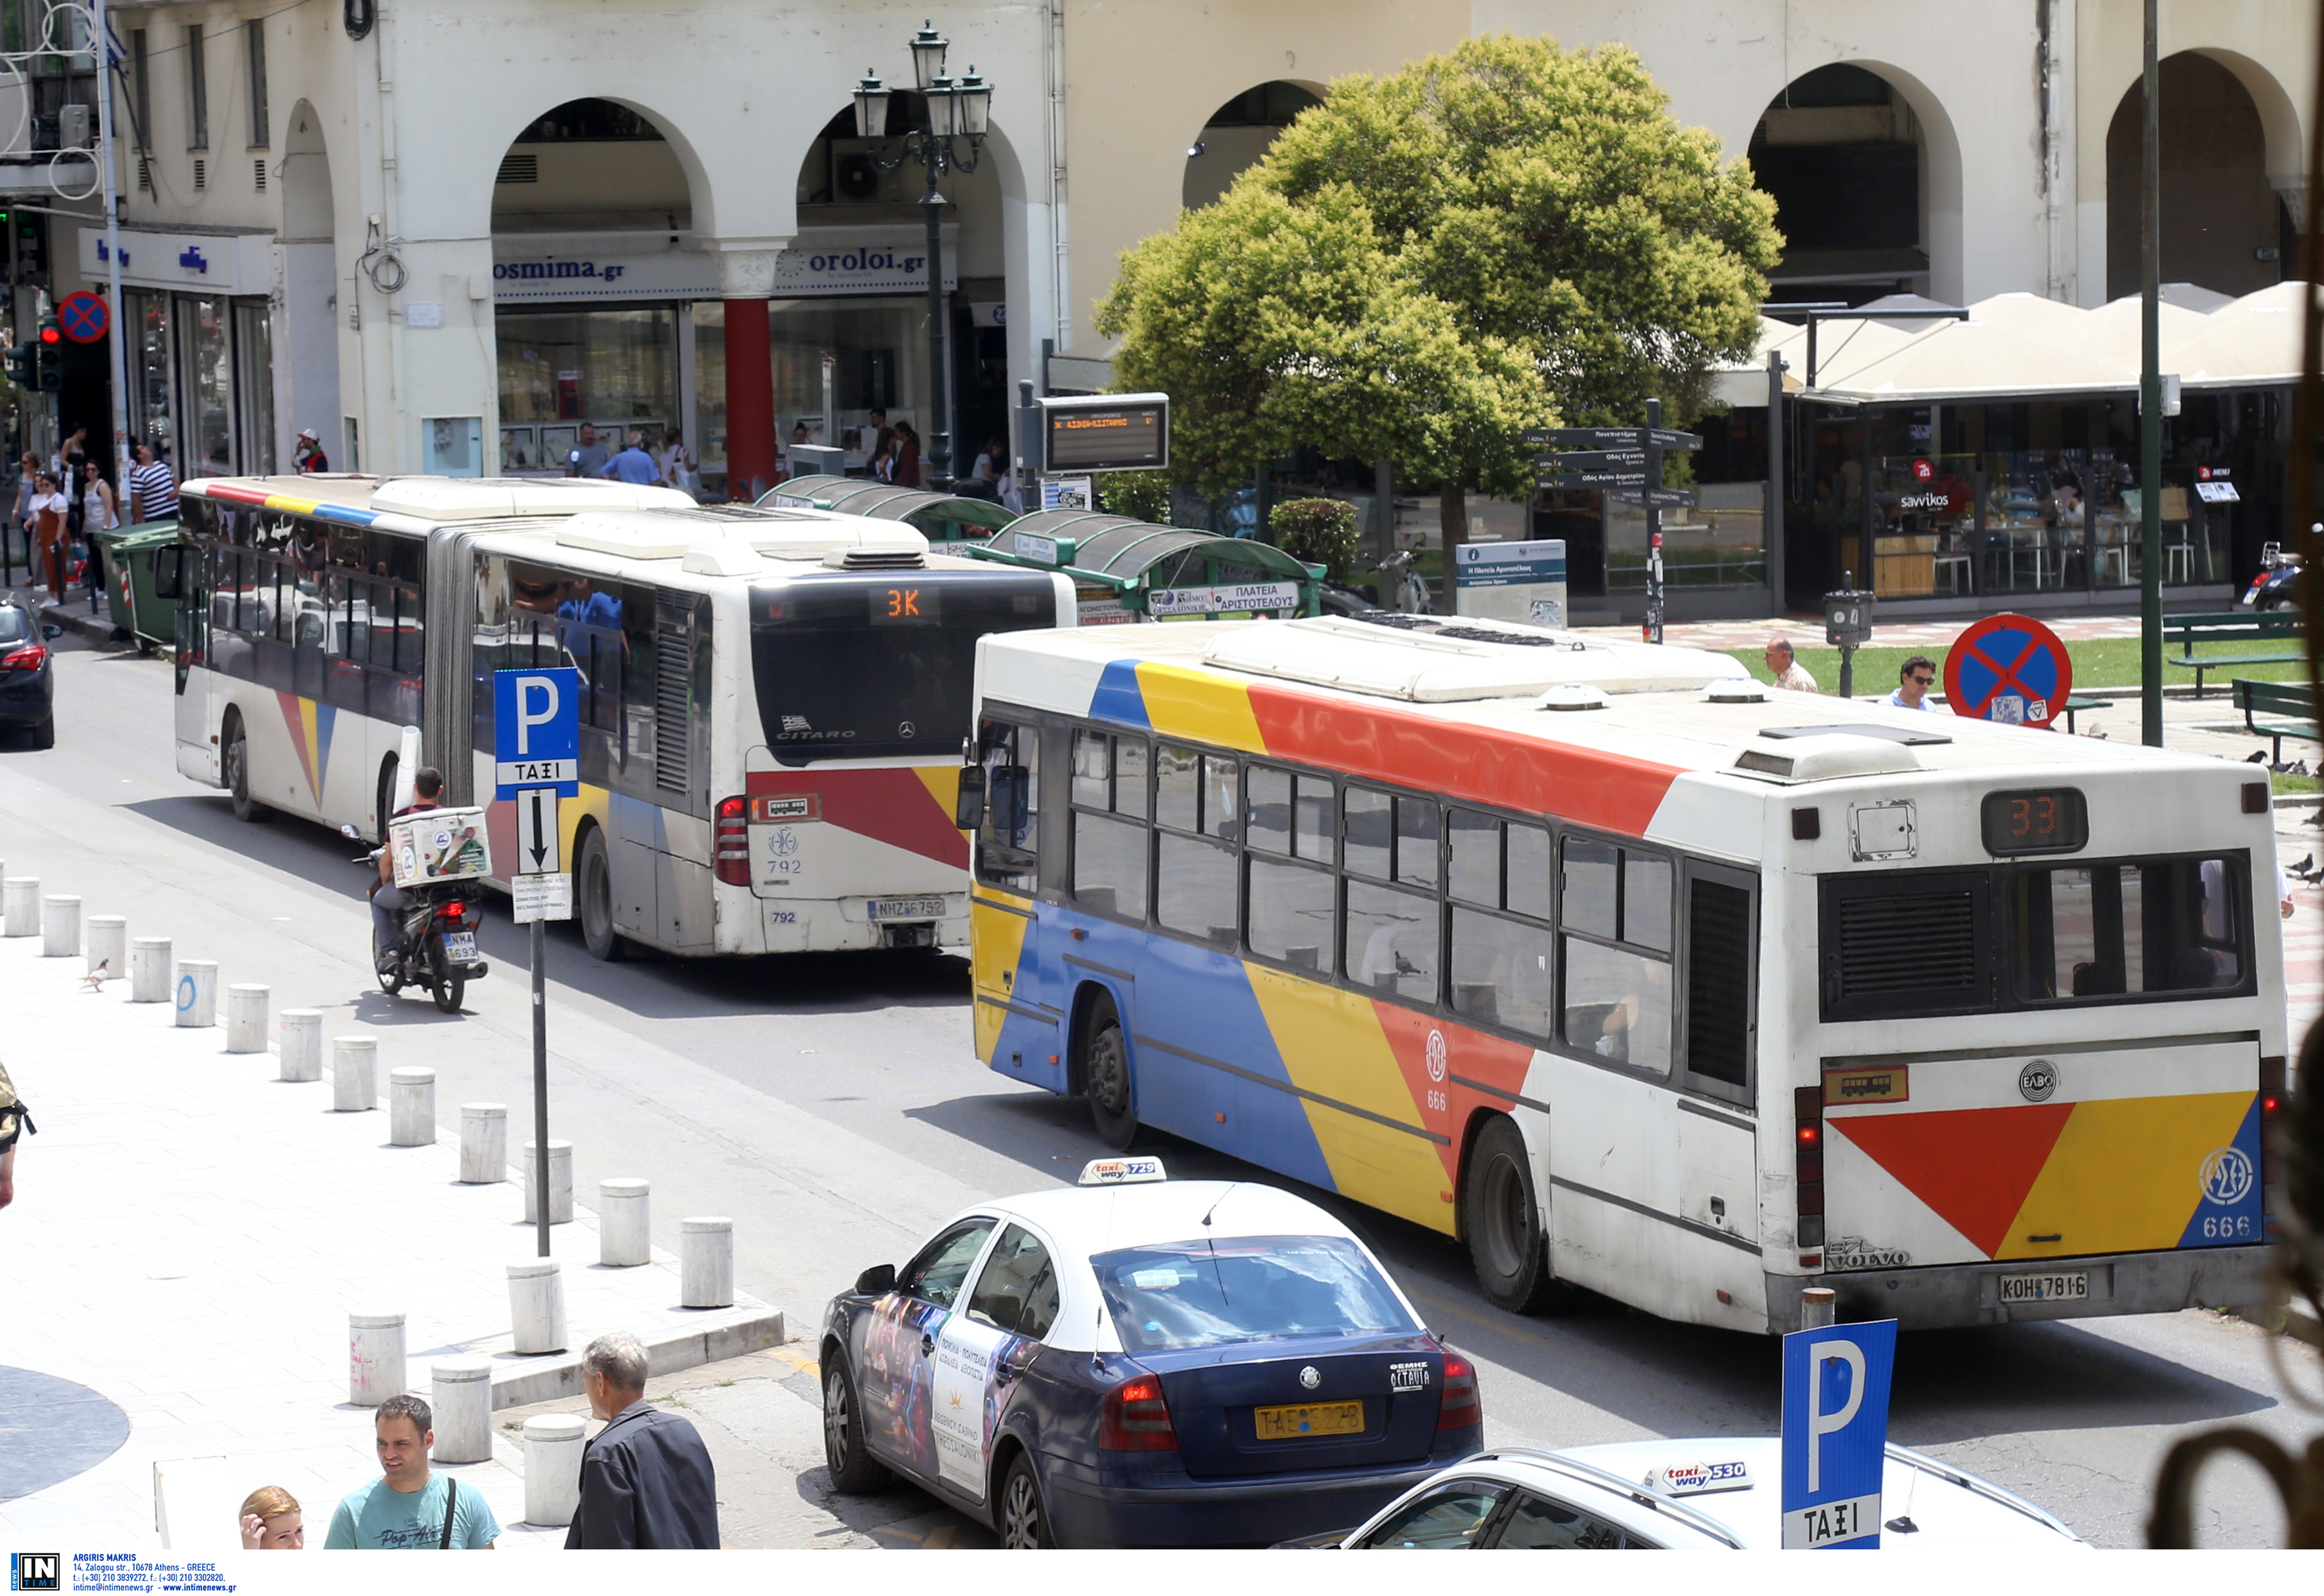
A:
[564,1333,721,1549]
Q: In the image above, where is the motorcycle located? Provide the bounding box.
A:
[1377,547,1435,615]
[345,824,489,1013]
[2243,537,2304,611]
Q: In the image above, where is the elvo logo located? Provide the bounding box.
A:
[10,1552,60,1591]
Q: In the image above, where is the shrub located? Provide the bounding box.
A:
[1095,472,1172,523]
[1270,497,1359,579]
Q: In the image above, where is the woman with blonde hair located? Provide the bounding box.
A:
[239,1484,304,1549]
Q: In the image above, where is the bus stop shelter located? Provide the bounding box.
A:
[763,475,1016,543]
[965,510,1323,623]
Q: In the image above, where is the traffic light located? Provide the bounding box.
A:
[3,341,31,390]
[35,317,61,390]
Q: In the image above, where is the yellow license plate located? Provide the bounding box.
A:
[1254,1401,1364,1440]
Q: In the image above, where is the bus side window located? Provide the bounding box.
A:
[1681,868,1756,1097]
[1560,836,1673,1073]
[975,719,1038,893]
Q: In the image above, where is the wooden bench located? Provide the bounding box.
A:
[2233,677,2320,763]
[2165,611,2304,697]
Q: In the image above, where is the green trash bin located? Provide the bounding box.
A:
[94,522,182,651]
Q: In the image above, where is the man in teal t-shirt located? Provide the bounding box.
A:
[325,1395,500,1549]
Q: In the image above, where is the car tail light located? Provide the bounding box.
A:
[0,644,47,671]
[714,795,750,886]
[1437,1354,1480,1430]
[1098,1374,1177,1451]
[1795,1086,1825,1252]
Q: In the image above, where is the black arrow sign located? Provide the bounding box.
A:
[1532,449,1648,472]
[526,788,551,870]
[1537,470,1648,490]
[1521,426,1703,451]
[1608,486,1698,508]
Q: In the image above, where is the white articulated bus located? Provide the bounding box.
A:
[167,476,1071,958]
[965,613,2283,1332]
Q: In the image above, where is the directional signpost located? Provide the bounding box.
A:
[1780,1317,1898,1549]
[1528,402,1702,643]
[495,667,579,1258]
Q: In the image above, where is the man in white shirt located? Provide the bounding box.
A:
[1764,636,1818,693]
[1883,655,1938,710]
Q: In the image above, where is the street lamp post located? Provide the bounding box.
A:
[853,22,992,494]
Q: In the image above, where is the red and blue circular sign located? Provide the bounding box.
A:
[1944,612,2073,729]
[56,291,109,344]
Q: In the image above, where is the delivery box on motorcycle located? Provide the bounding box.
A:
[387,806,493,888]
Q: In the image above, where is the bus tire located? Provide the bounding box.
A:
[224,715,270,824]
[577,826,628,962]
[1463,1115,1566,1314]
[1080,998,1136,1151]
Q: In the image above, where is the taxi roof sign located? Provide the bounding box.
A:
[1646,1460,1754,1496]
[1078,1156,1168,1187]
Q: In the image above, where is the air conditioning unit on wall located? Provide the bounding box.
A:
[826,139,910,205]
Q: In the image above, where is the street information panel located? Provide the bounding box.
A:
[1040,393,1170,473]
[1780,1318,1897,1549]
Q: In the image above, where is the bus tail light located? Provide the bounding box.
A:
[1437,1354,1481,1430]
[2260,1055,2287,1199]
[1795,1086,1825,1251]
[1098,1374,1177,1451]
[714,796,750,886]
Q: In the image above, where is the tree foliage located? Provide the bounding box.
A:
[1270,497,1361,579]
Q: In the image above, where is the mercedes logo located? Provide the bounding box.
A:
[2018,1059,2058,1103]
[1299,1365,1320,1390]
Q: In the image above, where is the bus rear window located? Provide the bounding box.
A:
[750,573,1055,764]
[2012,857,2244,1001]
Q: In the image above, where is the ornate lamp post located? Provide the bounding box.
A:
[853,22,992,493]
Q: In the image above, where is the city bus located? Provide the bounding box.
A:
[961,612,2282,1332]
[166,475,1072,958]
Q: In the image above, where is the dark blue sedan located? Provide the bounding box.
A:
[819,1162,1484,1547]
[0,600,54,748]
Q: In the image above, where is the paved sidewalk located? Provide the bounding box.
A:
[0,913,779,1550]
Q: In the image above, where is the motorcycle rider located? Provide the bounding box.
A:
[372,767,446,972]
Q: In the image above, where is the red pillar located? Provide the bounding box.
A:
[722,297,776,501]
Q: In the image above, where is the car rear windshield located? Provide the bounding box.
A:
[0,607,28,645]
[750,571,1057,764]
[1091,1234,1419,1353]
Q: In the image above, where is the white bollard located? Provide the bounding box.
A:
[389,1067,436,1147]
[507,1260,567,1355]
[348,1310,406,1407]
[680,1216,735,1309]
[173,960,218,1028]
[430,1360,493,1464]
[129,936,171,1002]
[278,1009,322,1082]
[600,1178,651,1267]
[459,1103,508,1183]
[331,1036,378,1112]
[41,895,79,957]
[87,914,126,983]
[522,1139,573,1226]
[3,878,40,937]
[522,1414,587,1527]
[225,984,268,1053]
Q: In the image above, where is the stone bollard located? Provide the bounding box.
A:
[507,1260,567,1355]
[348,1310,407,1407]
[173,960,218,1028]
[279,1009,323,1082]
[3,878,40,937]
[600,1178,651,1267]
[1801,1286,1837,1330]
[522,1414,587,1527]
[129,937,172,1002]
[522,1139,573,1227]
[430,1360,493,1464]
[680,1216,735,1309]
[331,1036,378,1112]
[459,1103,508,1183]
[87,914,126,983]
[389,1067,436,1147]
[41,895,79,958]
[225,984,268,1053]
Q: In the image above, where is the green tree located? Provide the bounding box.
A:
[1097,33,1780,601]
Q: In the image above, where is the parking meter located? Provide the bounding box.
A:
[1824,577,1875,698]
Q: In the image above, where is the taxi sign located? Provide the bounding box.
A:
[1078,1156,1167,1186]
[1647,1459,1753,1496]
[1781,1318,1897,1549]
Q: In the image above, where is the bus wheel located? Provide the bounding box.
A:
[577,827,626,962]
[1463,1116,1567,1314]
[225,718,270,824]
[1081,1001,1136,1150]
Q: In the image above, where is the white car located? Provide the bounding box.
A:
[1296,1439,2087,1549]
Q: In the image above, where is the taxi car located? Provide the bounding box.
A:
[1291,1439,2086,1549]
[819,1158,1485,1547]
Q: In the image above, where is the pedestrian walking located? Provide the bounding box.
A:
[1883,655,1938,710]
[1764,636,1818,694]
[563,1332,720,1549]
[566,423,611,480]
[600,432,659,485]
[54,426,87,542]
[127,445,178,523]
[0,1058,34,1212]
[657,429,696,495]
[12,451,39,571]
[81,460,119,539]
[890,420,922,488]
[30,472,70,601]
[239,1485,304,1549]
[295,428,331,473]
[323,1394,500,1549]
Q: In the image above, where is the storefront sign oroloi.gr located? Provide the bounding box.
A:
[492,226,958,304]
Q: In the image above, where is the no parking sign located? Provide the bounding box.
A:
[1944,613,2073,729]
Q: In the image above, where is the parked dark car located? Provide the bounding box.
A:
[0,600,54,748]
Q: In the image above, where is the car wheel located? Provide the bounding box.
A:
[225,719,270,823]
[997,1454,1051,1549]
[822,1360,889,1493]
[1082,1002,1136,1151]
[577,827,626,962]
[26,715,52,750]
[1463,1115,1572,1313]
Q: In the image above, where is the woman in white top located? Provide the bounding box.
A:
[658,430,697,497]
[81,459,119,537]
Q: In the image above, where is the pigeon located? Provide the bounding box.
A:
[2249,750,2270,764]
[2293,855,2315,877]
[2306,806,2324,826]
[2295,761,2313,778]
[81,958,108,990]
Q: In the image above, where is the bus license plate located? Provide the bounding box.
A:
[867,897,946,922]
[1254,1401,1364,1440]
[1999,1271,2087,1303]
[441,931,478,964]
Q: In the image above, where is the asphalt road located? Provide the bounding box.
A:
[1,630,2310,1549]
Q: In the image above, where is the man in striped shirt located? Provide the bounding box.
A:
[129,445,178,523]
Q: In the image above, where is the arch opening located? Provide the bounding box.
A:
[1182,81,1322,211]
[1749,64,1936,306]
[273,99,340,476]
[2106,52,2293,301]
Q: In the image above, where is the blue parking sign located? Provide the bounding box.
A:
[1780,1318,1896,1549]
[493,667,581,799]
